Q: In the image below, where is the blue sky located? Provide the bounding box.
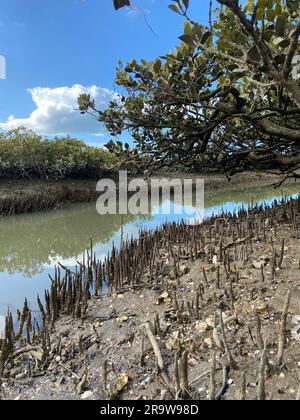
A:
[0,0,213,146]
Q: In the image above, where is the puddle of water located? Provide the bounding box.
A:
[0,181,299,329]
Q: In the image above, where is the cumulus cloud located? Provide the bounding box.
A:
[0,84,119,136]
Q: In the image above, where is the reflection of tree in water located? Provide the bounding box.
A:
[0,203,144,277]
[204,183,300,209]
[169,182,300,208]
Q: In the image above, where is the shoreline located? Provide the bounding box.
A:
[0,172,298,217]
[1,196,300,400]
[0,179,98,217]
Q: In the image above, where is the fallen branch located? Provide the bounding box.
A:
[58,362,80,380]
[189,369,211,386]
[213,315,237,349]
[13,346,40,359]
[223,236,251,251]
[277,290,291,368]
[144,322,173,391]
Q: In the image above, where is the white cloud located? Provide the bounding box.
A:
[0,84,119,136]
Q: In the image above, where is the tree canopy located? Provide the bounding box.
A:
[80,0,300,181]
[0,127,117,180]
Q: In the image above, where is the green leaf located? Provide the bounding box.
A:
[275,16,286,36]
[245,1,254,14]
[257,0,267,8]
[263,29,274,42]
[153,59,162,73]
[78,94,92,111]
[266,9,276,21]
[247,45,261,62]
[274,37,290,48]
[113,0,130,10]
[216,39,230,50]
[275,3,282,15]
[193,24,204,38]
[179,34,196,47]
[272,36,284,45]
[201,31,212,44]
[184,21,193,35]
[182,0,190,9]
[168,4,179,13]
[256,8,265,20]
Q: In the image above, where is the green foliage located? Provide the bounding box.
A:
[101,0,300,177]
[0,127,117,180]
[211,0,300,89]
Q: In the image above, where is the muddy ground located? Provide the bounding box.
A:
[1,198,300,400]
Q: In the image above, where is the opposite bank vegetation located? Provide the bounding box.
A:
[1,196,300,400]
[1,127,299,217]
[0,128,117,216]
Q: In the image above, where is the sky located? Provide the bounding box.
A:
[0,0,213,146]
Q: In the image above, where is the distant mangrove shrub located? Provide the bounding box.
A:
[0,128,117,179]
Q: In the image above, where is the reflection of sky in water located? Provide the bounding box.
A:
[0,192,299,318]
[204,192,300,218]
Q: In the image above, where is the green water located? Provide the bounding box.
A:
[0,180,299,327]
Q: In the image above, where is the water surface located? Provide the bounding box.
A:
[0,181,299,324]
